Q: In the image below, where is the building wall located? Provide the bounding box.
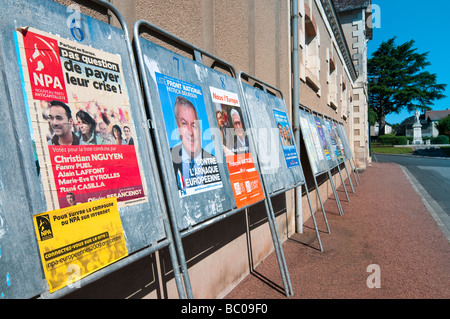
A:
[52,0,364,299]
[337,6,372,169]
[298,0,354,117]
[295,0,355,222]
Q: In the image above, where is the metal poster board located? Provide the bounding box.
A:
[238,73,328,253]
[335,123,352,161]
[0,0,184,298]
[298,108,343,216]
[324,119,344,164]
[299,109,328,176]
[238,74,303,194]
[312,115,344,215]
[313,115,336,168]
[134,28,233,233]
[319,116,350,202]
[133,20,295,297]
[335,122,360,186]
[329,120,355,193]
[297,108,333,233]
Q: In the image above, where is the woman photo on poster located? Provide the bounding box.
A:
[112,124,127,145]
[76,110,103,145]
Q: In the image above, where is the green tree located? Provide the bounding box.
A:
[368,37,446,136]
[435,115,450,137]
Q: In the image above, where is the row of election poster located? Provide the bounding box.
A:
[299,109,351,176]
[14,24,315,294]
[136,34,293,297]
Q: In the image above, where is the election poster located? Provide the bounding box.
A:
[154,73,223,197]
[33,197,128,292]
[320,118,337,163]
[333,122,346,161]
[15,27,147,210]
[306,114,325,163]
[324,119,344,162]
[299,113,319,175]
[272,109,300,168]
[210,86,264,208]
[313,116,331,161]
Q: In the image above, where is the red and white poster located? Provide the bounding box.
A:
[15,27,147,209]
[210,87,265,208]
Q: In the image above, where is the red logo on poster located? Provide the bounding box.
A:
[22,30,68,102]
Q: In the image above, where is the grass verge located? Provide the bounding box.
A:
[371,146,413,154]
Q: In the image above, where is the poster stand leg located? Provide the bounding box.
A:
[327,170,344,216]
[351,157,361,184]
[304,182,325,252]
[349,158,359,187]
[263,197,294,297]
[343,161,355,193]
[166,235,188,299]
[372,151,380,167]
[336,164,350,202]
[170,214,195,299]
[313,176,331,234]
[144,124,190,298]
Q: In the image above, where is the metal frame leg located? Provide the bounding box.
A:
[352,157,361,183]
[304,183,324,252]
[313,176,331,234]
[328,170,344,216]
[349,159,359,187]
[263,198,294,297]
[343,161,355,193]
[337,164,350,202]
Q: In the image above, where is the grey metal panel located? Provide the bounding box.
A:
[0,57,47,299]
[317,116,339,169]
[326,119,345,164]
[298,109,329,175]
[134,23,294,297]
[336,122,353,161]
[0,0,168,298]
[239,82,304,195]
[136,36,235,232]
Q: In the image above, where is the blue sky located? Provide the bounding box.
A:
[368,0,450,125]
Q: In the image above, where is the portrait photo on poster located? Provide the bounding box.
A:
[154,73,223,198]
[273,109,299,168]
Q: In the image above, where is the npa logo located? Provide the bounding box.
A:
[36,215,54,241]
[21,29,68,102]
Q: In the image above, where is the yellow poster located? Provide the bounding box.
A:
[33,197,128,293]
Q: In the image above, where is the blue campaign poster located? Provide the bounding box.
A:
[273,109,299,168]
[155,72,222,197]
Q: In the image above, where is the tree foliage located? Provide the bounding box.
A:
[368,37,446,135]
[435,115,450,137]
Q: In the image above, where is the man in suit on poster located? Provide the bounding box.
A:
[230,108,249,154]
[170,96,217,191]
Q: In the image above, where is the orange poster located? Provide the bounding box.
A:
[210,87,265,208]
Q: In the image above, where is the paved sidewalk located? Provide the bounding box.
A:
[225,162,450,299]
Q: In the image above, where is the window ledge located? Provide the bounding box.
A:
[305,68,320,93]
